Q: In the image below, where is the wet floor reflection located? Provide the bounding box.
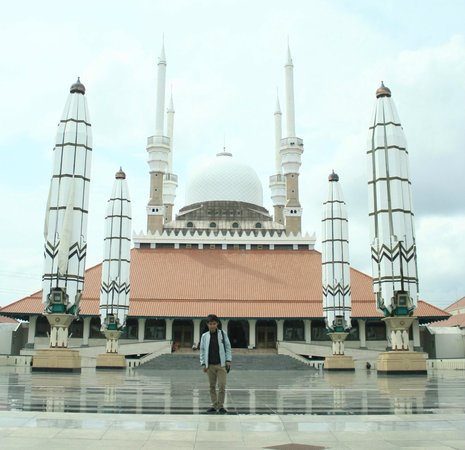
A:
[0,366,463,415]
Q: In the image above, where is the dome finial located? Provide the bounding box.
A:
[376,81,391,98]
[116,167,126,179]
[328,170,339,182]
[70,77,86,95]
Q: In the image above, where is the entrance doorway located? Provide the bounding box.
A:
[256,320,277,349]
[172,319,194,348]
[228,320,249,348]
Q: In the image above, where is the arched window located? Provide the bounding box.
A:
[209,222,217,228]
[255,222,262,229]
[187,222,194,228]
[232,222,239,229]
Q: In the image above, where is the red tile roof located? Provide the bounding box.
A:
[0,248,450,321]
[429,313,465,328]
[446,296,465,313]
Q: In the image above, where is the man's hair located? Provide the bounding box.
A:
[206,314,219,323]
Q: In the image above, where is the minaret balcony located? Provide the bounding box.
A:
[164,173,178,183]
[280,137,303,148]
[147,135,171,147]
[269,174,285,184]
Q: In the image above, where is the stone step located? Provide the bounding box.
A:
[137,352,313,371]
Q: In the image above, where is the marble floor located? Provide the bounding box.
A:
[0,366,465,449]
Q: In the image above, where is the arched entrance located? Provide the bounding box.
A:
[173,319,194,348]
[228,320,249,348]
[256,320,277,349]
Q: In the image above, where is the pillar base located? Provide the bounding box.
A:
[324,355,355,371]
[32,348,81,372]
[96,353,126,369]
[377,351,427,375]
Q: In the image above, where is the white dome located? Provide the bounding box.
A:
[185,152,263,207]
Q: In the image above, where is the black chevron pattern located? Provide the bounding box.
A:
[44,241,59,258]
[371,242,416,264]
[322,284,351,298]
[68,242,87,261]
[100,281,131,295]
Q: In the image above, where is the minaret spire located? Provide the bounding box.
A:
[155,40,167,136]
[274,92,282,173]
[146,39,170,234]
[269,91,286,225]
[285,45,296,138]
[163,87,178,223]
[280,43,304,235]
[166,88,175,172]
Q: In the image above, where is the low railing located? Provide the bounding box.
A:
[428,359,465,370]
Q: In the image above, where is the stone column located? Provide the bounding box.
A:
[358,319,367,349]
[305,320,312,343]
[276,319,284,342]
[384,319,392,350]
[165,319,173,341]
[82,317,91,347]
[26,315,37,348]
[138,318,146,342]
[248,319,256,349]
[193,319,201,345]
[412,318,421,351]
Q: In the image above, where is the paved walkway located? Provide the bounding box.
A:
[0,365,465,449]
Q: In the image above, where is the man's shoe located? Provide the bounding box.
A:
[218,407,227,414]
[206,407,217,413]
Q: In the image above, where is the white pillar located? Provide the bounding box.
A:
[412,318,421,351]
[385,320,392,350]
[138,318,146,342]
[82,317,91,346]
[248,319,256,349]
[193,319,201,345]
[277,319,284,342]
[27,316,37,348]
[305,320,312,343]
[358,319,367,349]
[166,319,173,341]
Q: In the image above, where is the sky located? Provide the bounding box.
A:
[0,0,464,310]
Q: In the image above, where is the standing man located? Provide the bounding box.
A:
[200,314,232,414]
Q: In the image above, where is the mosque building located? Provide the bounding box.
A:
[0,44,449,355]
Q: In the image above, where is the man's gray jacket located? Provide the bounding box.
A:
[200,330,232,368]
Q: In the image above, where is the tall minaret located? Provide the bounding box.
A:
[97,168,131,369]
[368,83,421,361]
[163,90,178,223]
[322,171,354,370]
[269,94,286,224]
[40,78,92,352]
[280,46,304,235]
[147,42,170,234]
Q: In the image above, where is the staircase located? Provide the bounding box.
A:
[136,350,314,371]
